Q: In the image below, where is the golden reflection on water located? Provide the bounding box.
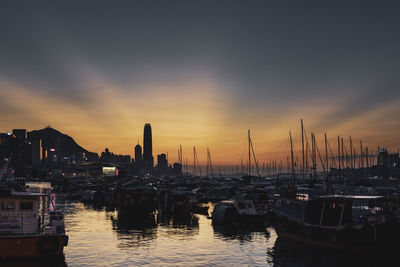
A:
[63,202,273,266]
[1,201,390,266]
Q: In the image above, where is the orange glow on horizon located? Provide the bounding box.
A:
[1,79,399,166]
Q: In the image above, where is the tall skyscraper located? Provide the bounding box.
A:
[143,123,153,170]
[134,143,142,162]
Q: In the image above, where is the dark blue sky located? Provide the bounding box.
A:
[1,1,399,160]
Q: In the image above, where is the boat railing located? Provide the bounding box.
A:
[0,213,39,235]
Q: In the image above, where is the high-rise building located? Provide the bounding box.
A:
[143,123,153,170]
[135,144,142,162]
[31,138,41,166]
[134,143,143,174]
[12,129,30,176]
[157,153,168,176]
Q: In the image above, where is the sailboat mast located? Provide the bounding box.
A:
[341,138,344,169]
[325,133,328,173]
[207,147,213,178]
[193,146,196,176]
[206,148,209,177]
[289,131,295,182]
[350,137,353,168]
[312,133,316,178]
[241,158,243,175]
[360,141,364,168]
[337,136,340,169]
[249,132,261,177]
[194,146,202,177]
[180,144,183,165]
[248,129,251,176]
[305,142,309,176]
[301,119,305,180]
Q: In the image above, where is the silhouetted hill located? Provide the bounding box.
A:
[28,127,90,156]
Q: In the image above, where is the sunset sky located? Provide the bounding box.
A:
[1,1,399,165]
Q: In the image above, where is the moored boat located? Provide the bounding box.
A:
[114,181,157,215]
[0,187,68,258]
[212,195,271,225]
[273,192,400,253]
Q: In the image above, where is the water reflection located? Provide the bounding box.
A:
[157,210,200,240]
[157,210,199,229]
[269,237,399,267]
[111,212,158,249]
[62,201,399,266]
[112,212,157,231]
[213,223,270,243]
[0,257,67,267]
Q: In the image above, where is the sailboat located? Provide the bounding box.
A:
[272,123,400,253]
[212,130,271,225]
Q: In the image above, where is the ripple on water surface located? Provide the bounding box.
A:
[60,202,397,267]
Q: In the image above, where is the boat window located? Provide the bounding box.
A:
[20,202,33,210]
[1,201,15,210]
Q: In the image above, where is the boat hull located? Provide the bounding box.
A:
[0,234,68,259]
[274,216,400,254]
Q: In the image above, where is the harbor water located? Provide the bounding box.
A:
[0,199,397,267]
[60,201,395,267]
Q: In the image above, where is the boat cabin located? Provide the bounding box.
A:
[0,189,44,235]
[305,196,353,226]
[274,194,387,227]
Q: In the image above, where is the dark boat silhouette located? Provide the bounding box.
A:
[273,192,400,253]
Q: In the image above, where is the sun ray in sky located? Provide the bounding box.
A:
[1,1,400,165]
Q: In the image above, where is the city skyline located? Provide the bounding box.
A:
[1,123,397,169]
[1,1,400,165]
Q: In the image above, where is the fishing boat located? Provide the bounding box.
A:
[273,192,400,253]
[0,187,68,258]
